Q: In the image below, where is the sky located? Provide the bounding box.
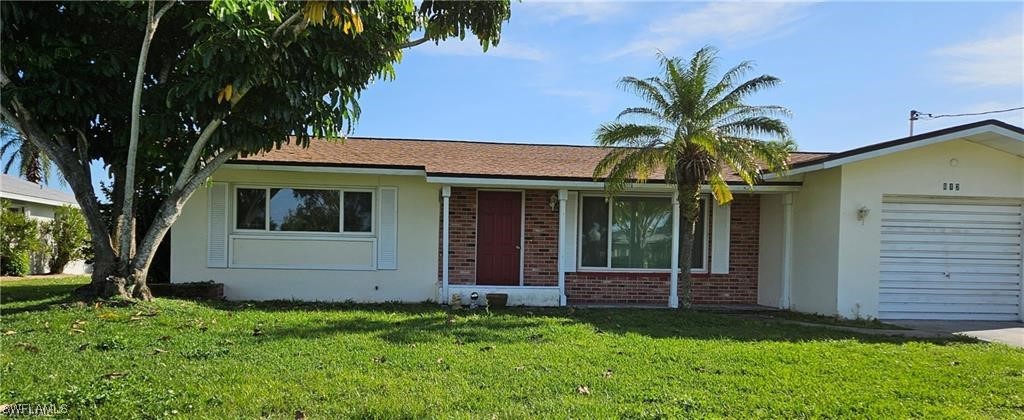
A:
[4,1,1023,194]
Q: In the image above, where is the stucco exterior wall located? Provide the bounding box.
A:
[170,168,441,302]
[789,168,842,315]
[834,139,1024,319]
[757,194,784,308]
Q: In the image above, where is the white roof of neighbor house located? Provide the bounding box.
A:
[0,174,77,207]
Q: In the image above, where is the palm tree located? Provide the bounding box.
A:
[0,122,57,184]
[594,46,795,308]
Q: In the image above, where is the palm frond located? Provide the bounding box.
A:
[594,122,669,148]
[616,106,665,123]
[717,116,791,140]
[707,171,733,205]
[618,76,670,114]
[705,74,782,120]
[594,145,668,196]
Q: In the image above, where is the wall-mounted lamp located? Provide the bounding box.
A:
[549,194,558,211]
[856,206,870,222]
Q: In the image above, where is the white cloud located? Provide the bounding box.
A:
[523,1,627,23]
[932,32,1024,87]
[416,39,547,61]
[606,2,812,59]
[542,88,612,113]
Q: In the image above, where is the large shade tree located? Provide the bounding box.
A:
[1,0,511,300]
[594,47,795,308]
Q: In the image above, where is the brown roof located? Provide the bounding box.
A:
[236,137,832,183]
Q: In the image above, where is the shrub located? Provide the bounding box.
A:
[41,205,90,274]
[1,202,42,276]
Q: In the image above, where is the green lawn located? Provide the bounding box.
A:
[2,277,1022,418]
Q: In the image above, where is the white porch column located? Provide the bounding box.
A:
[557,189,568,306]
[441,186,452,304]
[781,193,794,309]
[669,190,680,308]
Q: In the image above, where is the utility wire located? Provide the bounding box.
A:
[911,106,1024,120]
[908,106,1023,135]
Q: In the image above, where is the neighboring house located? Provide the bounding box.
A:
[170,120,1024,321]
[0,174,90,275]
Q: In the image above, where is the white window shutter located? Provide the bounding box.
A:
[207,182,228,268]
[710,202,731,274]
[377,186,398,270]
[562,191,578,271]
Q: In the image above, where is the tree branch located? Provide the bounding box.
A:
[396,35,429,50]
[273,10,304,39]
[119,0,175,261]
[132,146,239,274]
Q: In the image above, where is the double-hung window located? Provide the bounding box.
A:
[234,187,373,234]
[579,195,707,271]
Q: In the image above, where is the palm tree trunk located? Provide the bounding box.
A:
[676,182,701,308]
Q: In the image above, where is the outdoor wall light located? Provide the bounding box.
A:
[549,194,558,211]
[856,206,870,222]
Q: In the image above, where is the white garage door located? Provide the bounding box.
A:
[879,197,1023,320]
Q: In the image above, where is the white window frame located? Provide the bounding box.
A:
[231,184,376,237]
[576,193,709,273]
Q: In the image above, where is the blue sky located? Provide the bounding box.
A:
[356,0,1023,152]
[5,1,1023,194]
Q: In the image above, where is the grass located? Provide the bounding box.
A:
[743,309,909,330]
[2,277,1023,418]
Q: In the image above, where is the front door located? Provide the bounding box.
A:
[477,191,522,285]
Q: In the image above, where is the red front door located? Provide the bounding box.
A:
[477,191,521,286]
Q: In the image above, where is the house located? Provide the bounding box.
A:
[169,120,1024,321]
[0,174,90,275]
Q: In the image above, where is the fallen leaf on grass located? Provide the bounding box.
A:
[373,356,387,364]
[603,369,613,378]
[97,312,121,321]
[252,328,264,337]
[515,366,525,372]
[576,385,591,395]
[480,345,495,352]
[101,372,128,380]
[3,330,15,335]
[76,343,89,352]
[436,358,444,364]
[153,348,167,355]
[295,410,306,420]
[70,329,86,334]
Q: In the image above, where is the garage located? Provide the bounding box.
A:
[879,196,1023,320]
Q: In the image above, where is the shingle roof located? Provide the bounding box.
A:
[0,174,77,205]
[236,137,832,183]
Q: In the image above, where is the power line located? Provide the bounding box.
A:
[908,106,1024,135]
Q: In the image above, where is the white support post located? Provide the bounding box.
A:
[781,193,794,309]
[441,186,452,304]
[669,190,680,308]
[557,189,568,306]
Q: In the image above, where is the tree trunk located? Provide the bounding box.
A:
[676,182,702,308]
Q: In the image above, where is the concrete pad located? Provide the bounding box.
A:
[889,320,1024,348]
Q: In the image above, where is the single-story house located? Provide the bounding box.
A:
[1,174,90,275]
[170,119,1024,321]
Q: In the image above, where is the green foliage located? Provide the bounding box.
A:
[1,1,511,182]
[2,277,1022,418]
[0,202,42,276]
[41,205,91,274]
[595,47,796,204]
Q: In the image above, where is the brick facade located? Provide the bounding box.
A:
[439,188,760,305]
[565,194,760,305]
[523,190,558,286]
[444,187,477,285]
